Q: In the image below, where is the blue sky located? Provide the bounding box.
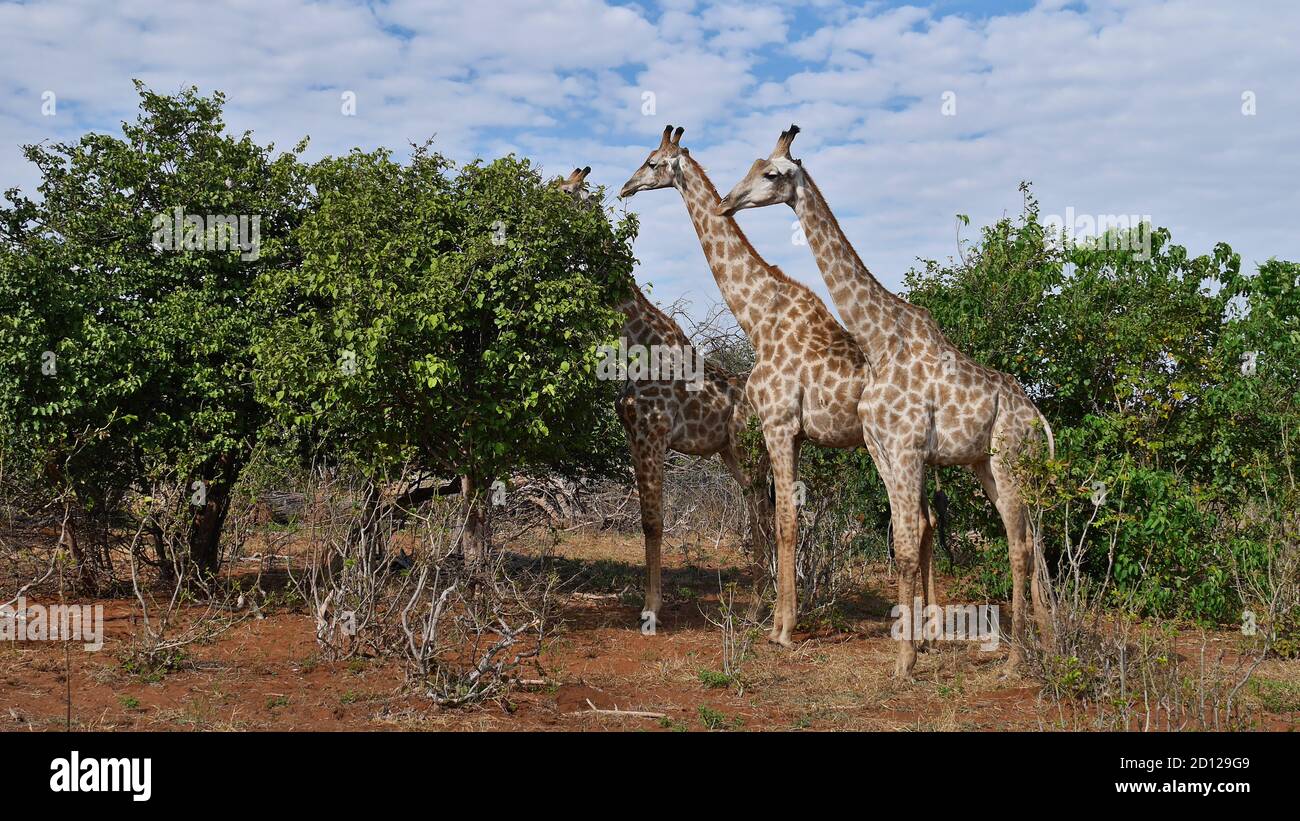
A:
[2,0,1298,320]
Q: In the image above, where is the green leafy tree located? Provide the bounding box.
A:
[0,83,309,582]
[902,187,1297,621]
[252,148,636,553]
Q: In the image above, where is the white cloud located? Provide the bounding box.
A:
[699,3,789,53]
[1,0,1297,326]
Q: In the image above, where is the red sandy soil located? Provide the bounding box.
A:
[2,530,1297,732]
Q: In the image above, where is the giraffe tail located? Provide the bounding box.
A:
[1036,410,1056,460]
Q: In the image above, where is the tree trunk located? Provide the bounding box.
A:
[149,520,175,583]
[351,479,385,563]
[188,483,231,578]
[61,513,98,595]
[188,454,238,579]
[457,475,487,567]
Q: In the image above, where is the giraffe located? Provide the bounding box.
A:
[619,126,877,647]
[553,166,773,626]
[716,125,1055,677]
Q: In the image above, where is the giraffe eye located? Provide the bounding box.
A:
[764,171,780,179]
[647,161,658,169]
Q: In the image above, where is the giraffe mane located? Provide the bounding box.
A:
[683,154,827,304]
[799,169,911,311]
[628,285,692,346]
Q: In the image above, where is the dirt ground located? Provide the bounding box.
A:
[2,529,1298,732]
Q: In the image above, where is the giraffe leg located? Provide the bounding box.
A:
[629,428,669,625]
[762,426,801,648]
[886,452,927,680]
[917,498,937,652]
[1031,542,1054,650]
[975,457,1036,675]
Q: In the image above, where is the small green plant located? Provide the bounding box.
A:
[935,674,967,700]
[1041,654,1100,701]
[697,705,742,731]
[262,588,305,611]
[1270,610,1300,660]
[340,691,360,705]
[118,695,140,710]
[265,695,290,709]
[697,669,732,689]
[704,579,757,692]
[1250,678,1300,713]
[657,716,689,732]
[809,603,853,635]
[119,648,190,683]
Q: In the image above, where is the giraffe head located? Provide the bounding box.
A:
[714,124,802,216]
[618,125,688,198]
[553,166,592,200]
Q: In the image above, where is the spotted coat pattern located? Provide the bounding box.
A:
[619,129,886,647]
[556,167,772,621]
[717,127,1056,676]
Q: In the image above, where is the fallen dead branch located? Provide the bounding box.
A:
[570,698,666,720]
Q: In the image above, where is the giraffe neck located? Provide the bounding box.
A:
[618,286,691,349]
[794,172,904,362]
[674,155,782,337]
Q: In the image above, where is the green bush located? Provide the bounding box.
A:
[251,145,638,516]
[0,83,309,579]
[901,188,1297,623]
